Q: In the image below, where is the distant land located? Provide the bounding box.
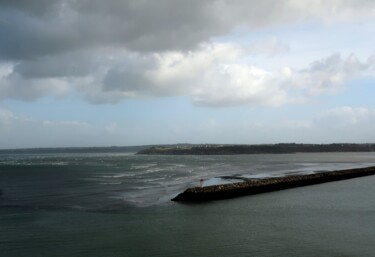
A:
[2,143,375,155]
[137,143,375,155]
[0,145,150,154]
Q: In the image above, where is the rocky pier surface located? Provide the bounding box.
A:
[172,166,375,202]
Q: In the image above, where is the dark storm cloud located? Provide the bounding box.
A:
[0,0,59,15]
[13,51,98,78]
[103,69,152,93]
[0,0,231,61]
[1,0,345,61]
[2,0,375,61]
[0,6,82,60]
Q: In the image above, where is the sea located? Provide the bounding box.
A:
[0,152,375,257]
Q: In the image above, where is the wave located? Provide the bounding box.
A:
[131,163,157,169]
[99,182,122,185]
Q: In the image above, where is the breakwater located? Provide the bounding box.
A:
[172,166,375,202]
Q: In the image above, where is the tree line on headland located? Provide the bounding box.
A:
[137,143,375,155]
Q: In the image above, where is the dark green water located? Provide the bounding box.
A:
[1,153,375,256]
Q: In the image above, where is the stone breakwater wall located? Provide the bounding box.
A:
[172,166,375,202]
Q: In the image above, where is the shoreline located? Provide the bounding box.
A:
[138,143,375,155]
[172,166,375,202]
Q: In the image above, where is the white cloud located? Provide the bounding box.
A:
[127,48,374,107]
[87,43,295,107]
[151,43,241,82]
[190,64,291,107]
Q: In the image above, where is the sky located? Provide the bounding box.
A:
[1,0,375,149]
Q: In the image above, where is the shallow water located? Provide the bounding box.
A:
[1,152,375,256]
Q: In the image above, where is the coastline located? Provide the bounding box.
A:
[172,166,375,202]
[138,143,375,155]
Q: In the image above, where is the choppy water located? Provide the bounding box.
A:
[1,152,375,256]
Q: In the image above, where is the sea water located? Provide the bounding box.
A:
[1,152,375,256]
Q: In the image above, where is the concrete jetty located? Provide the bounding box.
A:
[172,166,375,202]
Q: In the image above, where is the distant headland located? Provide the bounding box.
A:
[137,143,375,155]
[2,143,375,155]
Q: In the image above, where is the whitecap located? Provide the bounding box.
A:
[130,163,157,170]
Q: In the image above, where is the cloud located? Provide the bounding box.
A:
[97,48,374,107]
[0,0,227,60]
[1,0,374,61]
[76,43,244,103]
[2,43,374,106]
[285,53,374,95]
[0,73,71,101]
[189,63,292,107]
[89,43,297,107]
[13,51,99,79]
[0,1,375,106]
